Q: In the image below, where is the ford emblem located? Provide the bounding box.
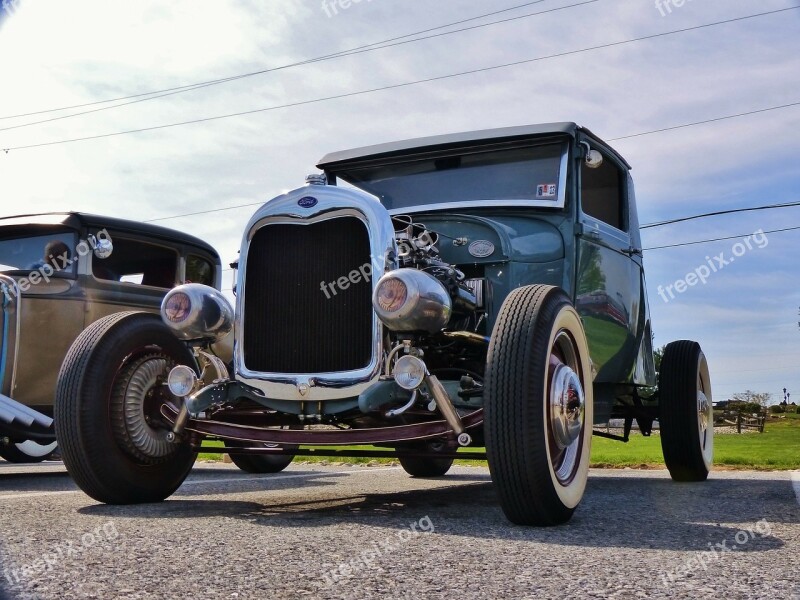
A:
[298,196,318,208]
[468,240,495,258]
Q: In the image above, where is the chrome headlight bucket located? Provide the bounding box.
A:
[372,269,452,333]
[161,284,233,341]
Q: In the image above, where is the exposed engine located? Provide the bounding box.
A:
[376,215,489,421]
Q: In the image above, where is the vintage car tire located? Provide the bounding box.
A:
[397,455,454,477]
[659,340,713,482]
[226,441,296,473]
[0,440,58,463]
[485,285,593,526]
[395,440,454,477]
[55,311,198,504]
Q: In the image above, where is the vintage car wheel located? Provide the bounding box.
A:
[227,440,296,473]
[659,340,713,482]
[397,441,454,477]
[0,440,58,463]
[55,311,198,504]
[485,285,593,526]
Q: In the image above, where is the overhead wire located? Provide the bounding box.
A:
[643,224,800,251]
[2,6,796,152]
[640,201,800,229]
[0,0,568,124]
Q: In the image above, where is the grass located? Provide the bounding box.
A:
[590,412,800,470]
[198,413,800,470]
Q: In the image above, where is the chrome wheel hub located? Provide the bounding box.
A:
[550,363,585,450]
[697,390,710,448]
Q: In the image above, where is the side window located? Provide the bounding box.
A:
[581,151,627,232]
[186,255,214,286]
[92,237,178,289]
[0,231,78,277]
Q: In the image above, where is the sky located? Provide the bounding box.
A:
[0,0,798,404]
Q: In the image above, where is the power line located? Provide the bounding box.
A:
[643,224,800,251]
[0,0,565,124]
[2,6,795,152]
[143,201,265,223]
[609,100,800,142]
[2,1,594,132]
[641,200,800,229]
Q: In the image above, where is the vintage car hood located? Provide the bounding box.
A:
[405,212,565,265]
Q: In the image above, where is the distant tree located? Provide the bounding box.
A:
[732,390,772,407]
[731,401,764,414]
[653,345,665,375]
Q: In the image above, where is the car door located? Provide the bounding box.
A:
[83,232,181,324]
[574,144,643,384]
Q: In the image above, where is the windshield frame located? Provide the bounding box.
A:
[332,138,570,215]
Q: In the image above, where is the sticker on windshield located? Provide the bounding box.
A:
[536,183,557,198]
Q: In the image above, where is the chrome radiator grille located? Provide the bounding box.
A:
[242,217,373,374]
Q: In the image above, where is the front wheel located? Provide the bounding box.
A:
[0,440,58,463]
[55,312,198,504]
[485,285,593,526]
[659,340,713,481]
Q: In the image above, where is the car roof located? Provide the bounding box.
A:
[317,122,631,172]
[0,212,219,258]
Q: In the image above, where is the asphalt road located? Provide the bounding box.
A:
[0,461,797,600]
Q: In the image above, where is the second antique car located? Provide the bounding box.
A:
[0,212,224,463]
[55,124,713,525]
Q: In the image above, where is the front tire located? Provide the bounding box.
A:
[485,285,593,526]
[0,440,58,463]
[659,340,713,482]
[55,312,198,504]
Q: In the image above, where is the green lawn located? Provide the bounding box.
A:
[198,413,800,470]
[590,412,800,470]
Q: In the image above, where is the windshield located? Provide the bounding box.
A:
[0,231,78,276]
[335,141,567,211]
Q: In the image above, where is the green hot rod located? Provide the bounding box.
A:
[56,123,713,525]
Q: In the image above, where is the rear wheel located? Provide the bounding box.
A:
[55,312,198,504]
[659,340,713,481]
[227,440,296,473]
[397,441,454,477]
[485,285,593,526]
[0,440,58,463]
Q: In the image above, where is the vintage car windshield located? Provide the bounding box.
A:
[0,231,78,276]
[335,142,567,211]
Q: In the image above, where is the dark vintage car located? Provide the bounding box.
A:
[56,124,713,525]
[0,212,224,462]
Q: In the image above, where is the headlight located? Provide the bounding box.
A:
[161,284,234,341]
[393,355,427,390]
[167,365,198,398]
[375,278,408,312]
[372,269,451,333]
